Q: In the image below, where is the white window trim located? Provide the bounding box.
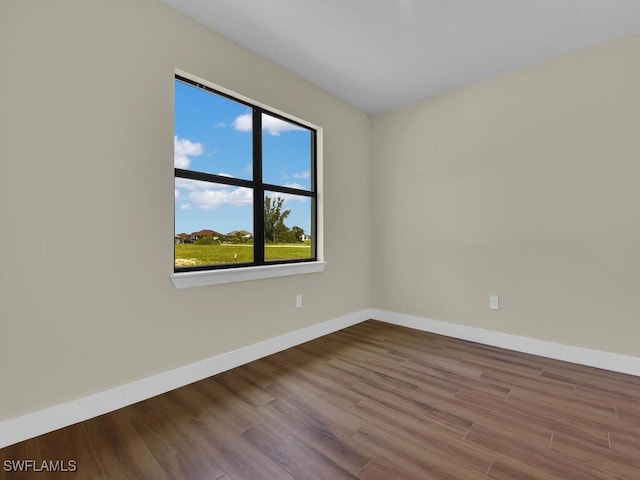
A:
[172,69,325,288]
[171,261,327,288]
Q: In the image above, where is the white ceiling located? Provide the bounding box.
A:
[160,0,640,114]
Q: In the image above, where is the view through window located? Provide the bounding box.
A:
[174,75,316,271]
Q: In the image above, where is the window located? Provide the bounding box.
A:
[172,72,324,287]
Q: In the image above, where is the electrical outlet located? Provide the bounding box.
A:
[296,294,303,308]
[489,296,500,310]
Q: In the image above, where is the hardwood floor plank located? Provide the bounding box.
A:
[390,361,463,397]
[351,398,494,474]
[608,431,640,460]
[550,431,640,479]
[353,422,488,480]
[243,421,358,480]
[487,454,565,480]
[460,355,543,379]
[156,382,215,420]
[37,423,104,480]
[479,370,576,398]
[389,348,484,379]
[410,386,553,449]
[542,368,640,398]
[0,436,42,480]
[264,359,365,410]
[615,404,640,426]
[351,395,465,439]
[466,424,620,480]
[214,370,276,406]
[350,380,473,435]
[297,335,374,365]
[130,411,225,480]
[455,389,610,445]
[356,454,438,480]
[187,410,295,480]
[83,411,170,480]
[234,359,281,388]
[328,358,418,394]
[301,360,362,388]
[257,400,373,475]
[0,428,94,480]
[401,359,511,399]
[265,381,365,436]
[333,330,409,365]
[193,379,264,432]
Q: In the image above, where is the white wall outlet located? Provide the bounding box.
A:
[296,294,303,308]
[489,295,500,310]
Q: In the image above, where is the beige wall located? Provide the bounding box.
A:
[0,0,371,421]
[2,0,639,426]
[372,33,640,356]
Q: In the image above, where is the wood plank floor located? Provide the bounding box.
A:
[2,320,640,479]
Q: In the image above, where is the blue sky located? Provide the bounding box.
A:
[174,79,313,236]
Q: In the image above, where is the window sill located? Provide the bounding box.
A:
[171,261,327,288]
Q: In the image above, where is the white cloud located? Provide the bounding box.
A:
[175,177,198,191]
[233,113,305,136]
[214,122,226,128]
[292,171,310,179]
[174,136,203,169]
[180,203,191,210]
[233,113,252,132]
[190,186,252,209]
[263,115,304,136]
[175,178,252,210]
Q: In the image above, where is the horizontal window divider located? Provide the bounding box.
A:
[263,183,315,197]
[175,168,254,189]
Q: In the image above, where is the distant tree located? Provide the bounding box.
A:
[229,231,249,244]
[264,196,291,243]
[280,229,298,244]
[291,226,304,242]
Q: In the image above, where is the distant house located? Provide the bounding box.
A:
[300,232,311,241]
[174,233,191,244]
[191,229,222,241]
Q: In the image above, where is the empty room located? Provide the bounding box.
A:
[1,0,640,478]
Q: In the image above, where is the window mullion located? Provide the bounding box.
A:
[253,108,265,265]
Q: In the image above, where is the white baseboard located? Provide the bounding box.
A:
[371,308,640,377]
[3,308,639,449]
[0,309,369,449]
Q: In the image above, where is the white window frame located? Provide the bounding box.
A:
[171,69,325,288]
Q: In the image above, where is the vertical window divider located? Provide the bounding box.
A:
[252,108,265,264]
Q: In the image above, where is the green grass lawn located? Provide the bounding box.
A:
[175,242,312,267]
